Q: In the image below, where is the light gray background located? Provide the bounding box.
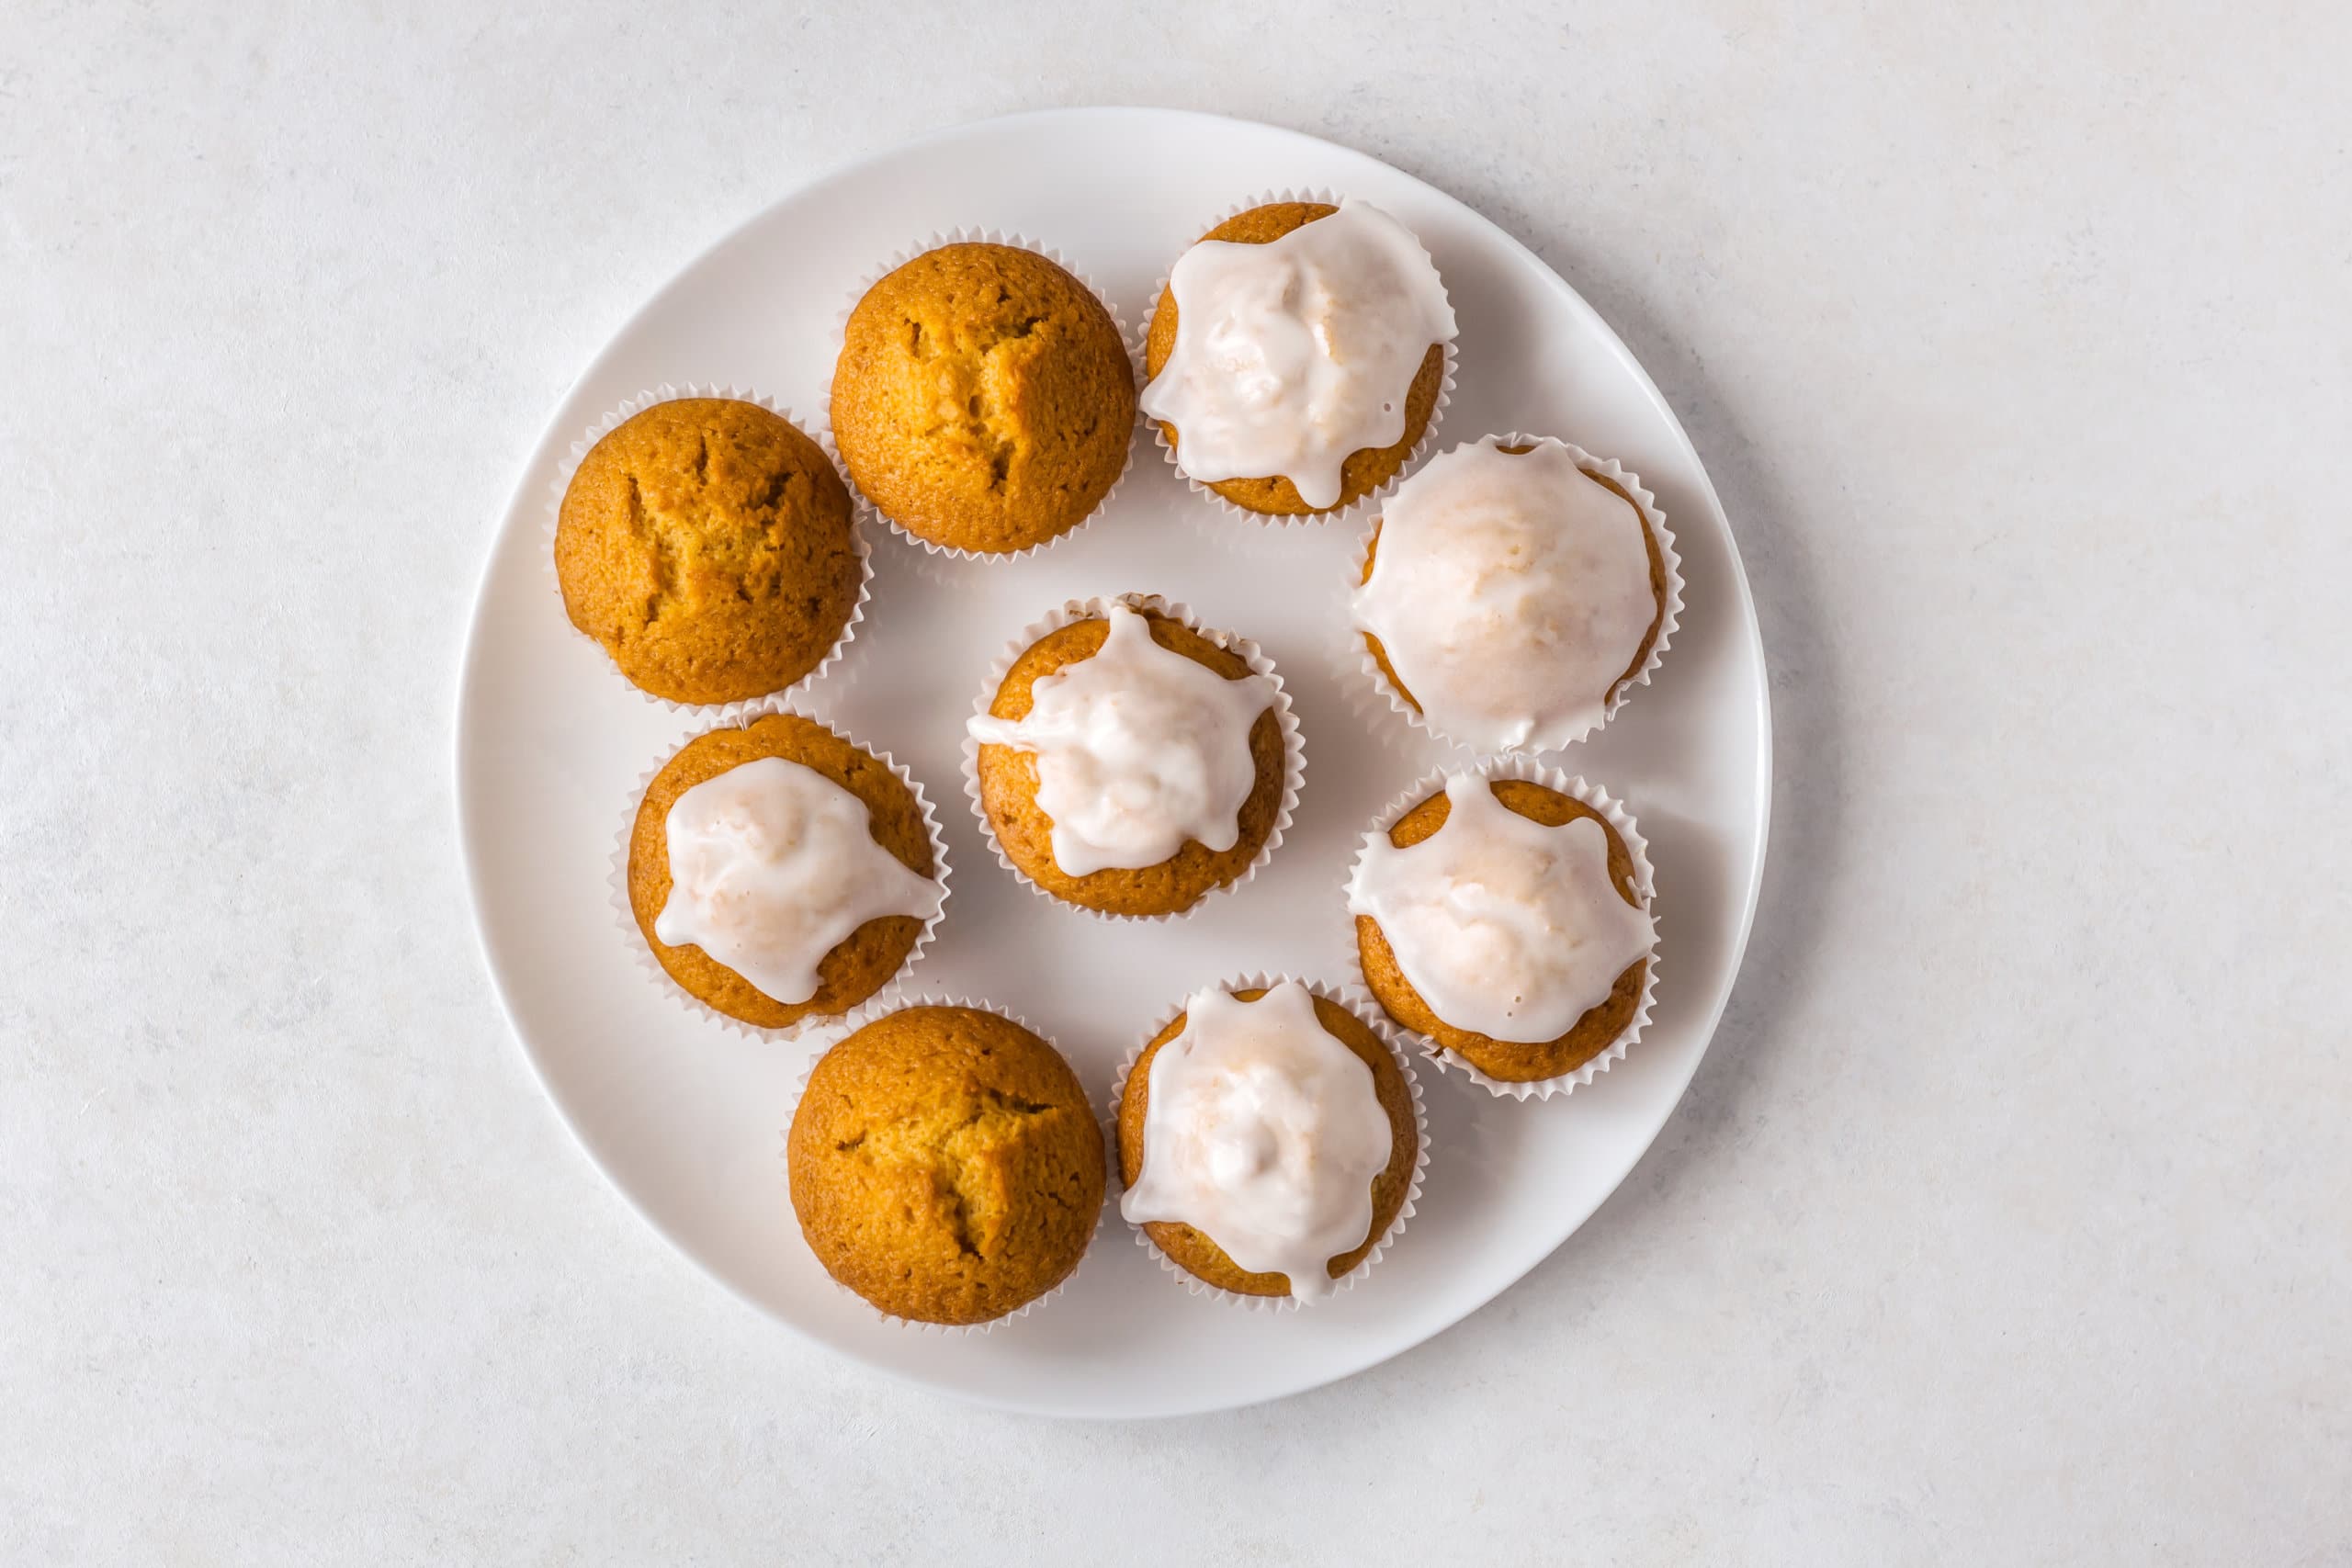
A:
[6,3,2347,1562]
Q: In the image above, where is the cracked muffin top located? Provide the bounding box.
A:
[554,398,862,705]
[787,1004,1105,1325]
[830,243,1136,556]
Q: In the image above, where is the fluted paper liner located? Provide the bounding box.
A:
[544,383,873,716]
[612,699,951,1046]
[958,592,1306,923]
[1137,186,1458,539]
[1341,756,1661,1101]
[1344,434,1684,754]
[822,229,1139,570]
[1102,973,1430,1312]
[781,994,1107,1337]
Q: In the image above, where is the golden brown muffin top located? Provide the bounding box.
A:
[831,243,1136,554]
[554,398,862,705]
[1116,987,1419,1297]
[1145,203,1447,517]
[627,713,935,1031]
[1355,779,1648,1083]
[972,608,1285,917]
[788,1005,1105,1325]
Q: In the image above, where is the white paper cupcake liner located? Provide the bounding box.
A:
[612,698,952,1047]
[1323,606,1441,765]
[1344,434,1685,755]
[780,994,1108,1336]
[1136,186,1458,539]
[1341,756,1660,1101]
[544,383,873,717]
[821,229,1140,571]
[1102,973,1430,1311]
[958,592,1306,924]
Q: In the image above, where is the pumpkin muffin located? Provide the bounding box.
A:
[1116,987,1419,1297]
[831,243,1136,555]
[972,607,1286,918]
[628,713,939,1030]
[1363,439,1674,751]
[1144,201,1448,517]
[1360,446,1670,723]
[789,1005,1105,1325]
[554,398,862,705]
[1356,778,1650,1083]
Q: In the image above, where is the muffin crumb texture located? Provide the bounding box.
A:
[788,1006,1105,1325]
[831,243,1136,554]
[554,398,862,705]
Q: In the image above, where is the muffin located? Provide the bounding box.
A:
[1141,199,1453,517]
[628,713,943,1030]
[830,242,1136,556]
[1350,773,1655,1085]
[788,1004,1105,1326]
[555,397,863,705]
[1116,981,1419,1300]
[967,601,1288,918]
[1355,437,1673,751]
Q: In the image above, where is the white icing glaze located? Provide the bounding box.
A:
[1138,198,1456,510]
[1119,981,1394,1301]
[1353,438,1657,751]
[967,604,1275,877]
[1347,773,1655,1043]
[653,755,944,1006]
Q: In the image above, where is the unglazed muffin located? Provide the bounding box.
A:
[968,604,1286,918]
[555,398,863,705]
[1143,201,1451,517]
[831,243,1136,555]
[1116,985,1419,1298]
[788,1005,1105,1325]
[628,713,940,1030]
[1355,777,1651,1083]
[1355,438,1673,751]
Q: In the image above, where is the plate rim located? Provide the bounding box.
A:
[453,104,1773,1418]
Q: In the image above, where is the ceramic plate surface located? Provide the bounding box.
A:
[456,107,1770,1417]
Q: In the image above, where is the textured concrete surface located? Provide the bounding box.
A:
[5,3,2348,1562]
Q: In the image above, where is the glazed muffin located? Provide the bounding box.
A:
[1142,200,1453,517]
[789,1005,1105,1325]
[1355,438,1673,751]
[967,603,1287,918]
[1116,983,1419,1299]
[831,243,1136,555]
[628,713,942,1030]
[1352,776,1653,1084]
[555,398,863,705]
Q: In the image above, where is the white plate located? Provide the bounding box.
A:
[455,107,1770,1418]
